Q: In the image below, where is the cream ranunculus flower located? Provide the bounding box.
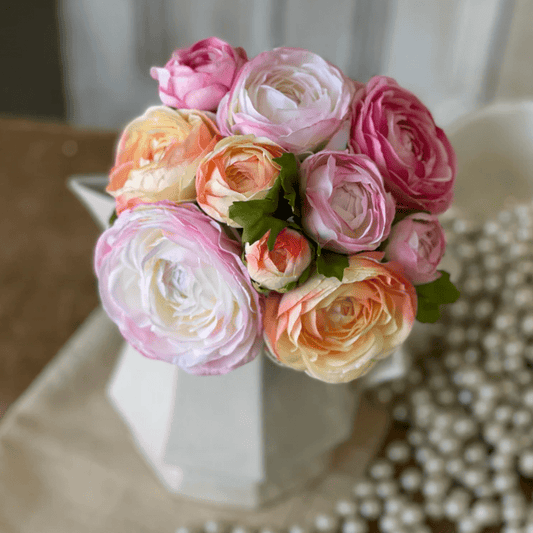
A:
[263,253,417,383]
[107,106,221,214]
[196,135,284,226]
[244,228,312,292]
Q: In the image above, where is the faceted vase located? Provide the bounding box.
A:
[69,175,410,509]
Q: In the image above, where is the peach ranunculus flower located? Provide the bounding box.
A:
[196,135,284,226]
[245,228,312,292]
[263,253,417,383]
[107,106,221,214]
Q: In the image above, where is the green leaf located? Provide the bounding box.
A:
[415,270,461,323]
[228,152,303,247]
[109,209,118,226]
[415,299,441,324]
[274,153,301,217]
[316,248,350,281]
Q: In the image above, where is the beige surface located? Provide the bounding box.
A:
[0,308,389,533]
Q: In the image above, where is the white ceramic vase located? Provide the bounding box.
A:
[69,176,409,508]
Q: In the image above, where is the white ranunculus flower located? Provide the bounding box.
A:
[94,202,263,375]
[216,47,357,155]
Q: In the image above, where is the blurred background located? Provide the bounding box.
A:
[1,0,533,416]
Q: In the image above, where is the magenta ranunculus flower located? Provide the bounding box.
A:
[349,76,456,214]
[150,37,248,111]
[94,202,263,375]
[385,213,446,285]
[216,47,356,155]
[301,151,396,254]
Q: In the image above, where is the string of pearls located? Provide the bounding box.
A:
[175,204,533,533]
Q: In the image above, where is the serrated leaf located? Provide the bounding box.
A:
[316,249,350,281]
[416,271,460,304]
[415,270,461,323]
[416,299,441,323]
[228,152,303,246]
[109,209,118,226]
[274,153,300,217]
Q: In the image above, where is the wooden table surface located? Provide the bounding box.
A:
[0,117,117,417]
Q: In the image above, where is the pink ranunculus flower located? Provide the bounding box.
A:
[196,135,284,227]
[301,151,396,254]
[349,76,456,214]
[385,213,446,285]
[94,202,263,375]
[245,228,312,292]
[150,37,248,111]
[216,47,357,155]
[263,252,417,384]
[106,106,221,214]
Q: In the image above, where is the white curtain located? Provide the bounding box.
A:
[59,0,515,129]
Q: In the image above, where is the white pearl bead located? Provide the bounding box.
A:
[478,382,501,401]
[458,389,474,406]
[422,476,450,499]
[489,452,515,471]
[288,525,309,533]
[352,479,375,499]
[407,429,426,447]
[485,273,502,292]
[204,522,225,533]
[438,436,462,456]
[446,457,466,477]
[415,446,436,465]
[474,482,497,498]
[399,467,422,492]
[392,404,409,422]
[457,516,482,533]
[447,326,467,345]
[386,441,410,464]
[424,499,444,520]
[496,435,520,456]
[518,449,533,477]
[400,504,424,526]
[378,516,401,533]
[231,527,252,533]
[444,488,471,519]
[383,495,407,516]
[314,514,337,533]
[341,519,367,533]
[444,350,463,369]
[433,411,454,429]
[335,500,357,518]
[454,417,478,439]
[483,422,506,444]
[410,388,432,406]
[502,526,525,533]
[376,480,398,499]
[359,498,381,520]
[436,388,456,406]
[424,456,446,475]
[369,459,394,480]
[492,471,519,493]
[513,409,532,428]
[521,314,533,335]
[471,499,500,526]
[472,400,495,421]
[461,466,489,489]
[464,442,487,464]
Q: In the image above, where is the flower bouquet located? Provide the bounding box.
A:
[88,37,461,507]
[95,37,459,385]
